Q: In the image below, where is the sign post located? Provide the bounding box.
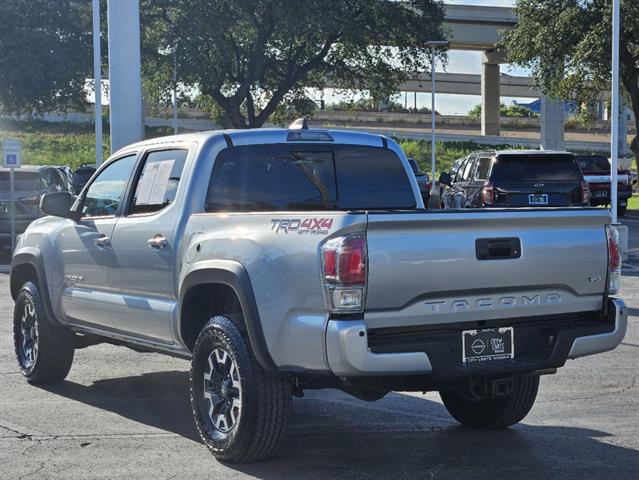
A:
[2,139,22,255]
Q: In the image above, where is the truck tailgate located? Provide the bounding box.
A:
[364,209,609,329]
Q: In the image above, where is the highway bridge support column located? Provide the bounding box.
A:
[107,0,144,152]
[481,51,503,137]
[540,96,565,150]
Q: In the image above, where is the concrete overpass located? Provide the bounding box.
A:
[445,4,517,51]
[103,1,575,152]
[399,72,541,98]
[437,4,564,148]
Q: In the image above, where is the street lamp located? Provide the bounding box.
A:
[426,40,449,186]
[92,0,102,166]
[610,0,620,224]
[159,44,179,135]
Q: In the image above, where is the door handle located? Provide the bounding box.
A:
[147,234,169,250]
[94,234,111,248]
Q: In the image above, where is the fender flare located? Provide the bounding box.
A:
[10,250,62,327]
[179,260,277,372]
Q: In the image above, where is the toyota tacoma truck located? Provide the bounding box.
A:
[10,125,627,463]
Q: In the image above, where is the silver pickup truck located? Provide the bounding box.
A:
[10,125,627,463]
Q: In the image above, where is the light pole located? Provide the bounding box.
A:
[427,40,449,184]
[158,44,179,134]
[92,0,102,166]
[610,0,620,224]
[172,45,178,135]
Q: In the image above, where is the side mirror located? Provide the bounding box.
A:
[40,192,76,218]
[439,172,452,186]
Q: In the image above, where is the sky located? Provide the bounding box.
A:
[321,0,532,115]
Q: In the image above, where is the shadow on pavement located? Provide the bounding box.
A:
[40,370,639,479]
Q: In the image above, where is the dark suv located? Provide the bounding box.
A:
[0,166,71,260]
[441,150,590,209]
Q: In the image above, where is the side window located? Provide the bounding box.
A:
[475,157,492,180]
[454,159,469,183]
[461,158,475,181]
[82,155,137,218]
[52,169,69,191]
[129,149,188,215]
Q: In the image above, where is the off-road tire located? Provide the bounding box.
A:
[440,375,539,429]
[13,281,75,384]
[190,315,289,463]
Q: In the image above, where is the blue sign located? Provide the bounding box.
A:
[6,154,17,165]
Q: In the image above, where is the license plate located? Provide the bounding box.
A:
[595,191,608,198]
[528,194,548,205]
[462,327,514,364]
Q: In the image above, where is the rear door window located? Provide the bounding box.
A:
[491,154,582,182]
[454,158,470,183]
[475,157,492,180]
[461,158,475,181]
[206,144,415,212]
[129,149,188,215]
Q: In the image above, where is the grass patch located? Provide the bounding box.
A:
[0,119,177,170]
[1,118,603,175]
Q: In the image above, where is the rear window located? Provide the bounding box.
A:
[0,172,41,191]
[491,154,582,182]
[205,144,416,211]
[575,156,610,172]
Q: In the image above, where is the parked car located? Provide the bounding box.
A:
[71,163,96,194]
[1,166,71,256]
[11,127,625,463]
[440,153,488,207]
[407,158,431,205]
[574,154,633,216]
[441,150,590,209]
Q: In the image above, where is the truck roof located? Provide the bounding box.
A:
[117,128,389,156]
[492,149,571,156]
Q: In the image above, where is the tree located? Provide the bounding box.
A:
[141,0,446,128]
[468,103,536,119]
[502,0,639,158]
[0,0,92,115]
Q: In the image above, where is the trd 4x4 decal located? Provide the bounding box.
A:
[271,218,333,235]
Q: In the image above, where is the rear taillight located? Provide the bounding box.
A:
[581,181,591,204]
[482,182,494,206]
[321,234,367,312]
[607,225,621,295]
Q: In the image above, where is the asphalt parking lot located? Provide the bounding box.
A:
[0,217,638,479]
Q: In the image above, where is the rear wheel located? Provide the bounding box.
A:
[190,315,289,463]
[440,375,539,429]
[13,281,75,384]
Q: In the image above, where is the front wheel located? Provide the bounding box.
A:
[13,281,75,383]
[190,315,289,463]
[440,375,539,429]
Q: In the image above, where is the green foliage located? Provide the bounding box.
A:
[468,103,536,119]
[396,139,530,176]
[502,0,639,156]
[0,0,92,115]
[141,0,446,128]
